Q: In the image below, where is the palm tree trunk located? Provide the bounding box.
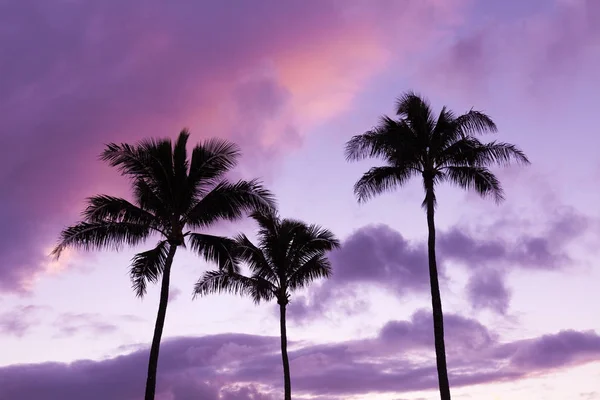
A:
[426,187,451,400]
[279,303,292,400]
[144,244,178,400]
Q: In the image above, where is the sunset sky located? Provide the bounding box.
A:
[1,0,600,399]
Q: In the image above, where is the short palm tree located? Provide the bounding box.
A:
[194,210,340,400]
[51,130,275,400]
[345,92,529,400]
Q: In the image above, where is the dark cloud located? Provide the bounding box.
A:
[379,310,496,354]
[330,225,430,290]
[466,270,511,314]
[438,208,588,271]
[290,208,590,321]
[1,313,598,399]
[288,224,429,322]
[510,330,600,370]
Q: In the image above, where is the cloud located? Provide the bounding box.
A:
[290,207,590,321]
[0,0,465,293]
[1,312,598,399]
[0,305,47,337]
[378,310,496,354]
[466,270,511,314]
[419,0,600,99]
[53,313,142,338]
[0,306,143,339]
[510,330,600,370]
[438,208,588,271]
[288,224,429,322]
[441,208,590,313]
[168,287,182,304]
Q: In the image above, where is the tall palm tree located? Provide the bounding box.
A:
[51,130,275,400]
[344,92,529,400]
[194,209,340,400]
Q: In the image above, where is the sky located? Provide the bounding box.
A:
[1,0,599,399]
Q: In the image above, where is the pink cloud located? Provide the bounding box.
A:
[0,0,466,293]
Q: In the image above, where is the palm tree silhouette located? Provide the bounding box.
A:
[51,130,275,400]
[344,92,529,400]
[194,209,340,400]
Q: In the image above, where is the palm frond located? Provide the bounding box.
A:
[129,241,170,297]
[193,270,275,304]
[345,117,404,162]
[101,138,176,210]
[454,110,498,136]
[234,233,278,283]
[251,210,297,272]
[185,179,276,228]
[444,166,504,202]
[132,178,169,220]
[188,138,241,191]
[187,233,239,272]
[437,138,530,168]
[287,223,340,268]
[100,142,153,179]
[287,254,332,291]
[395,91,436,137]
[354,166,418,203]
[467,141,530,166]
[51,221,151,259]
[302,224,340,251]
[82,195,158,226]
[249,209,280,236]
[433,106,456,133]
[173,129,190,187]
[430,106,460,153]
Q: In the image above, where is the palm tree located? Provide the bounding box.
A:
[51,130,275,400]
[344,92,529,400]
[194,209,340,400]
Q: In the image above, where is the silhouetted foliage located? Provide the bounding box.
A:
[194,209,340,400]
[52,130,275,400]
[345,91,529,400]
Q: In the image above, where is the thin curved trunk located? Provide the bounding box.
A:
[279,303,292,400]
[144,244,178,400]
[426,185,451,400]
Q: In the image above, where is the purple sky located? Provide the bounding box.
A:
[1,0,599,399]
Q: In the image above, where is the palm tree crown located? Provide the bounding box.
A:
[345,91,530,205]
[52,130,275,296]
[194,209,340,305]
[345,91,529,400]
[194,209,339,400]
[51,129,276,400]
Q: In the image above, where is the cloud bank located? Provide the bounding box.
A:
[1,311,598,399]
